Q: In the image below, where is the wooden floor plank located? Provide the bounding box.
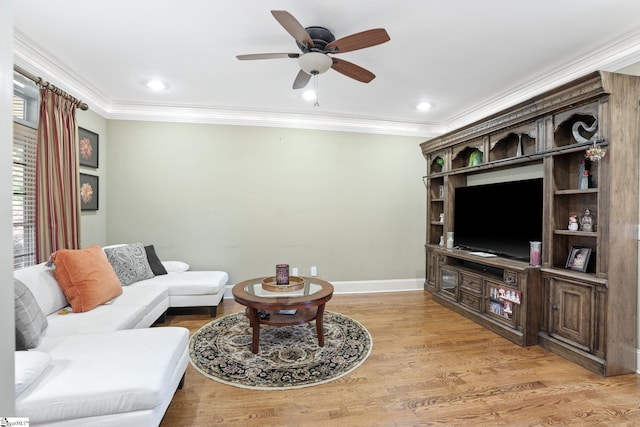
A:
[159,291,640,426]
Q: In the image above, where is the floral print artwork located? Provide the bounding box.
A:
[80,182,93,203]
[80,137,92,160]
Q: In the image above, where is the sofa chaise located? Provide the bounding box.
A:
[13,243,228,426]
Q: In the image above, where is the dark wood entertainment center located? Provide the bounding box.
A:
[421,71,639,376]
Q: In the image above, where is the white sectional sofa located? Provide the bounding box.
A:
[12,243,229,426]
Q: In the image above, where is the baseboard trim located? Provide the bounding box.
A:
[224,278,424,299]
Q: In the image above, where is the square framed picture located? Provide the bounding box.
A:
[565,246,591,272]
[79,173,99,211]
[79,127,99,168]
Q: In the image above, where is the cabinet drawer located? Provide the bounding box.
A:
[460,290,482,312]
[460,272,482,292]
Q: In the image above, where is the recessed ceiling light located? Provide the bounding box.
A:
[303,90,317,101]
[416,102,432,111]
[145,80,167,91]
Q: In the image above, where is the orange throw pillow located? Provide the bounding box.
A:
[51,245,123,313]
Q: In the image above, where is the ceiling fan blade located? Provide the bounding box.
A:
[325,29,390,54]
[271,10,314,48]
[331,58,376,83]
[293,69,312,89]
[236,53,300,60]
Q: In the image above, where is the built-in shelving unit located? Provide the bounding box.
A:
[421,71,639,376]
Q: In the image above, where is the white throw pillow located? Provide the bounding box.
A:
[15,351,51,396]
[161,261,190,273]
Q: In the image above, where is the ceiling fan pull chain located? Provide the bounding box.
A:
[314,74,320,107]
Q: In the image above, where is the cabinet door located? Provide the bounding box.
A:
[426,249,438,289]
[485,280,518,328]
[438,266,458,301]
[549,277,594,352]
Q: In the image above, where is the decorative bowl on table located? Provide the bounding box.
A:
[261,276,305,292]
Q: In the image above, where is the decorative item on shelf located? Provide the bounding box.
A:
[432,156,445,173]
[529,241,541,266]
[468,149,483,167]
[439,235,445,246]
[439,213,444,223]
[572,118,599,144]
[565,246,592,272]
[515,134,524,157]
[585,142,606,162]
[438,185,444,199]
[580,209,595,232]
[446,232,454,249]
[275,264,289,285]
[568,215,579,231]
[578,159,590,189]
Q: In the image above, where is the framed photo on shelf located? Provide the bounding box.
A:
[78,127,99,168]
[79,173,98,211]
[565,246,591,272]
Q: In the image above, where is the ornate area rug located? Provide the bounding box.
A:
[189,311,372,390]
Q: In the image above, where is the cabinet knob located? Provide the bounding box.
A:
[552,304,558,310]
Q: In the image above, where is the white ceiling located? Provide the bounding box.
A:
[12,0,640,138]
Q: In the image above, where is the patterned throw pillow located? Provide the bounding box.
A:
[104,243,155,286]
[15,278,48,350]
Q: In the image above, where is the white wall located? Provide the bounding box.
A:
[106,120,426,284]
[1,0,15,416]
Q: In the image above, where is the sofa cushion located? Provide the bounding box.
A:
[16,327,189,425]
[144,245,167,276]
[135,271,228,296]
[104,243,155,285]
[51,245,123,313]
[15,351,52,396]
[14,279,48,350]
[14,263,68,316]
[42,304,147,337]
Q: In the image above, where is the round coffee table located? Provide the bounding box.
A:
[232,277,334,353]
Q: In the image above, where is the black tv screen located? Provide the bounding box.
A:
[454,178,543,261]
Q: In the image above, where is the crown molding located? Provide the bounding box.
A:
[12,30,440,138]
[103,102,442,137]
[13,27,640,139]
[440,28,640,134]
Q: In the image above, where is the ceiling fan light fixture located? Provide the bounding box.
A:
[298,52,333,75]
[303,90,317,101]
[145,79,168,91]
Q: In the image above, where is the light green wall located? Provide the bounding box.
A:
[106,120,425,284]
[77,109,108,247]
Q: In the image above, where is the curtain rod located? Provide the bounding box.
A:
[14,65,89,111]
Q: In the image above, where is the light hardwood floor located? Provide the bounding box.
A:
[159,291,640,426]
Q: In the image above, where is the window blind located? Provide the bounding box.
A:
[13,122,37,269]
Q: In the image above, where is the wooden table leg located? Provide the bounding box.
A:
[316,304,326,347]
[247,308,261,353]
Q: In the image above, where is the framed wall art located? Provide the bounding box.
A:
[79,173,99,211]
[565,246,591,272]
[79,127,99,168]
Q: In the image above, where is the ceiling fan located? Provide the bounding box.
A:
[236,10,390,90]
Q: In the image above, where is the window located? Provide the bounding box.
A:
[13,72,38,269]
[13,123,37,269]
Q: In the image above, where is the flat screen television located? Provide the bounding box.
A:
[454,178,543,261]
